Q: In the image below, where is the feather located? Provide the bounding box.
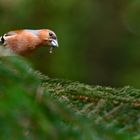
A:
[0,35,5,44]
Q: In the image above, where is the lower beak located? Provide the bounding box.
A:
[51,39,59,48]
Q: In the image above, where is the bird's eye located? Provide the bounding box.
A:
[49,32,57,40]
[49,32,53,37]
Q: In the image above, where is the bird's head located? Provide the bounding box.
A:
[40,29,58,53]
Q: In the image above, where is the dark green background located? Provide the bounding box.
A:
[1,0,140,88]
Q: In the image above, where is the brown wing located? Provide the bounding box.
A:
[4,30,23,37]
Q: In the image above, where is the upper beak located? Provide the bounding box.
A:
[51,39,59,48]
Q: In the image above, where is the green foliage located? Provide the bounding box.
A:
[0,56,140,140]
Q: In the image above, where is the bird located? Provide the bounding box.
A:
[0,29,58,56]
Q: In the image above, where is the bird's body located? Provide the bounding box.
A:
[0,29,58,55]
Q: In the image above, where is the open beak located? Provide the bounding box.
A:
[51,39,59,48]
[49,39,59,53]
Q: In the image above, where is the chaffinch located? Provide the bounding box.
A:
[0,29,58,55]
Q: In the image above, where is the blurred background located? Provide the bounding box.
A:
[1,0,140,88]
